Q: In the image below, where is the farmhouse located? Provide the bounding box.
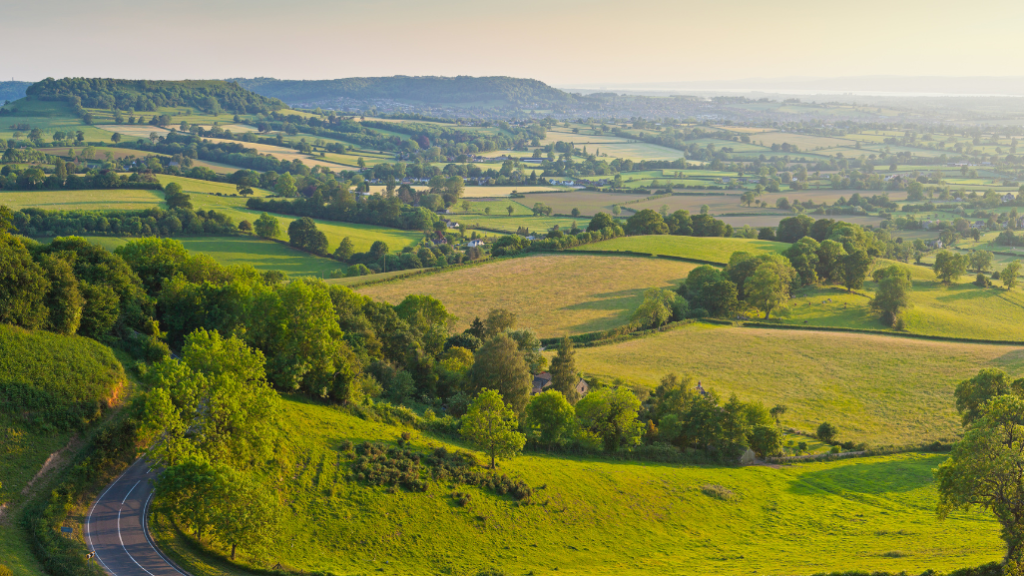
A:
[466,239,484,248]
[531,372,589,397]
[1003,193,1016,203]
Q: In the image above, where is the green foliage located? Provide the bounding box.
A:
[934,250,970,285]
[576,387,643,452]
[744,255,797,319]
[870,264,913,326]
[287,216,329,255]
[953,369,1021,427]
[254,212,280,239]
[466,334,533,414]
[0,324,124,429]
[817,422,839,444]
[460,389,526,468]
[0,234,49,329]
[1004,261,1022,291]
[548,336,581,404]
[632,287,686,328]
[524,390,576,446]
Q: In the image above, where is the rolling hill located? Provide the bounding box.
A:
[229,75,578,108]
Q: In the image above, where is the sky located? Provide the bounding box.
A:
[5,0,1024,87]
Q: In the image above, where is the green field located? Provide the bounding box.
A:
[449,213,584,234]
[575,235,789,264]
[0,189,166,211]
[151,396,1003,576]
[569,322,1024,447]
[358,254,698,337]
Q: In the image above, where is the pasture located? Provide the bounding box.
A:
[517,190,657,216]
[0,189,165,211]
[195,136,341,170]
[448,213,583,233]
[367,185,563,198]
[358,254,698,337]
[151,397,1003,576]
[569,322,1024,446]
[574,235,789,264]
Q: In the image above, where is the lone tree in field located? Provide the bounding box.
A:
[548,336,581,404]
[460,389,526,468]
[870,264,913,326]
[969,250,994,274]
[254,213,280,239]
[937,394,1024,563]
[334,237,355,262]
[769,404,787,425]
[1004,260,1022,291]
[934,250,969,285]
[816,422,839,444]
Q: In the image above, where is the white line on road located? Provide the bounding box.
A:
[122,481,141,505]
[119,505,157,576]
[87,459,139,576]
[143,491,188,576]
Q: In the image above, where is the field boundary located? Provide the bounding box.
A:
[568,248,724,266]
[710,318,1024,347]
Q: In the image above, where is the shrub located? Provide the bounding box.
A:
[817,421,839,444]
[700,484,735,500]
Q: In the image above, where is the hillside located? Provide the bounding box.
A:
[0,324,126,576]
[152,397,1003,576]
[24,77,285,114]
[229,75,577,108]
[0,81,31,102]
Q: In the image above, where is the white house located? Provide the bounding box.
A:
[467,239,485,248]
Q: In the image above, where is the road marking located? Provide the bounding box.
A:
[119,505,156,576]
[87,459,141,576]
[122,481,141,505]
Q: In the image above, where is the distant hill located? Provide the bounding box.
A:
[0,81,31,102]
[24,77,285,114]
[229,75,577,108]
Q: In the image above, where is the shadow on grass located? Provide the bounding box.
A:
[787,453,947,497]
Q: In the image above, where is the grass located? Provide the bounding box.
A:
[575,235,789,264]
[154,175,272,197]
[0,189,166,211]
[448,213,584,234]
[358,254,698,337]
[516,191,659,216]
[774,261,1024,342]
[0,325,126,576]
[568,322,1024,447]
[367,185,563,198]
[151,396,1003,576]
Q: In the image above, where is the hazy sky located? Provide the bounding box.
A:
[5,0,1024,85]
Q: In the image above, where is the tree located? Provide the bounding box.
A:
[466,333,533,414]
[934,250,969,285]
[839,249,873,292]
[970,250,994,273]
[548,337,581,404]
[816,239,847,284]
[288,217,328,255]
[254,213,280,239]
[212,467,278,561]
[748,425,783,458]
[460,389,526,468]
[111,132,122,143]
[482,308,516,339]
[1004,261,1022,291]
[524,390,576,446]
[575,387,642,452]
[769,404,787,425]
[936,395,1024,562]
[625,210,669,235]
[954,368,1020,427]
[870,265,913,326]
[334,237,355,261]
[632,288,685,328]
[816,422,839,444]
[0,235,49,329]
[275,172,297,197]
[745,257,796,319]
[784,237,820,286]
[39,254,84,335]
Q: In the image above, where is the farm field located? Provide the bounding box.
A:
[152,397,1003,576]
[569,322,1024,446]
[449,213,583,233]
[367,185,563,198]
[778,264,1024,342]
[358,254,698,337]
[154,175,273,197]
[0,188,165,211]
[35,235,344,278]
[518,190,657,216]
[0,98,114,142]
[574,235,790,264]
[716,213,888,229]
[195,136,342,170]
[744,131,855,150]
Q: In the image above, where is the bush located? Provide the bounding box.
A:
[974,273,991,287]
[817,421,839,444]
[700,484,735,500]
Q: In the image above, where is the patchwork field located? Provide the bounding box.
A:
[569,322,1024,446]
[152,397,1003,576]
[358,254,698,337]
[574,235,790,264]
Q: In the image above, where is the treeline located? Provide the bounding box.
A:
[246,193,439,231]
[25,77,285,115]
[13,206,239,238]
[624,208,733,237]
[0,159,161,190]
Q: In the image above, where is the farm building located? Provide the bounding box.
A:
[531,372,589,398]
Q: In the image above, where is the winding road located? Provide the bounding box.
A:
[85,458,188,576]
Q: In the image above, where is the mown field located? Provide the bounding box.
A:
[152,397,1003,576]
[518,191,657,216]
[358,254,698,337]
[569,322,1024,447]
[575,235,789,264]
[449,213,583,234]
[0,189,166,211]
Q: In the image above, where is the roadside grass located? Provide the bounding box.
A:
[575,235,789,264]
[358,254,698,337]
[151,396,1003,576]
[567,322,1024,446]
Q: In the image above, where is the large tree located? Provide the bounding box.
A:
[744,257,797,319]
[465,333,533,414]
[1004,261,1022,291]
[870,264,913,326]
[460,389,526,468]
[548,336,581,404]
[575,387,643,452]
[934,250,969,285]
[524,390,576,446]
[839,249,873,292]
[254,213,280,239]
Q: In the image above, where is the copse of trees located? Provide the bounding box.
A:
[10,206,240,238]
[0,164,162,191]
[624,208,732,237]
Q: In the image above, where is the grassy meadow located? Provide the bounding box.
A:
[151,397,1003,576]
[568,322,1024,447]
[575,235,789,264]
[358,254,697,337]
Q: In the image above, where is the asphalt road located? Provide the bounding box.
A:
[85,458,188,576]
